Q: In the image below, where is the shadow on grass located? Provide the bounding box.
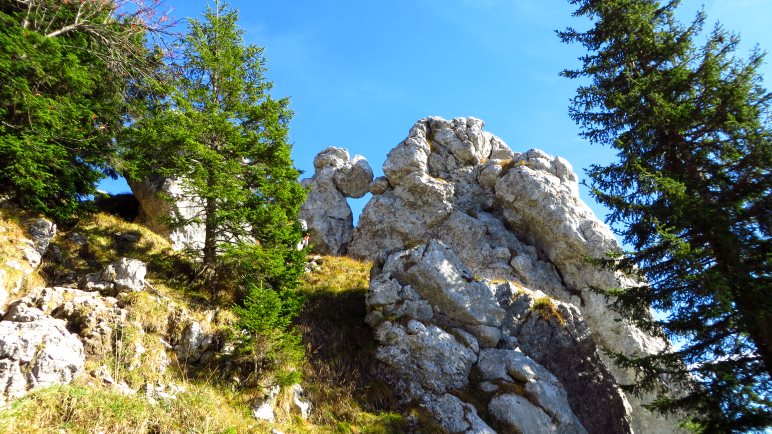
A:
[295,284,404,430]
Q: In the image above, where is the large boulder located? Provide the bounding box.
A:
[0,305,84,404]
[352,116,682,433]
[298,147,373,255]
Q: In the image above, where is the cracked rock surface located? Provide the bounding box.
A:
[0,304,84,405]
[351,117,681,434]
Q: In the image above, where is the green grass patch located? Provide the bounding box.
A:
[0,382,260,433]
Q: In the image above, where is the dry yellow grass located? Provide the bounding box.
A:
[46,212,173,274]
[531,295,567,327]
[0,208,48,299]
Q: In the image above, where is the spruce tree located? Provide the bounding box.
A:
[121,2,305,275]
[120,2,307,386]
[560,0,771,431]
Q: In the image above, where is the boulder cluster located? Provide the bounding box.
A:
[300,117,681,433]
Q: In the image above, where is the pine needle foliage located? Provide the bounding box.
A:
[120,1,307,388]
[559,1,771,431]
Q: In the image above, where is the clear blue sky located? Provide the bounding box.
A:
[101,0,771,225]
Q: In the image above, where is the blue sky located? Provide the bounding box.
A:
[102,0,771,225]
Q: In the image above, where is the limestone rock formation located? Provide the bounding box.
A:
[129,176,206,252]
[79,257,148,296]
[299,147,373,255]
[368,241,591,433]
[0,216,56,312]
[346,116,681,433]
[0,304,84,404]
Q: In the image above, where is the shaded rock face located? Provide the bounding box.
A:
[298,147,373,255]
[348,117,679,433]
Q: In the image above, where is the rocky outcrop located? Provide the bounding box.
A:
[0,303,84,404]
[344,116,680,433]
[79,257,148,296]
[299,147,373,255]
[369,241,595,433]
[129,176,205,252]
[0,217,56,312]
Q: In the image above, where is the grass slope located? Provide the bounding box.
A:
[0,210,426,432]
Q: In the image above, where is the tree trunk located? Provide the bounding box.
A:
[202,171,218,267]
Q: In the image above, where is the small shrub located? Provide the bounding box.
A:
[224,243,307,387]
[233,283,305,386]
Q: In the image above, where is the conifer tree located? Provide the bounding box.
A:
[560,0,771,431]
[121,2,306,385]
[122,2,305,275]
[0,0,169,220]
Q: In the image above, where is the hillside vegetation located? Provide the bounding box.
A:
[0,210,424,433]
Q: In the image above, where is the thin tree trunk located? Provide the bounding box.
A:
[202,171,218,268]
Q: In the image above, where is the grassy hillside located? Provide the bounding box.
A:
[0,210,429,433]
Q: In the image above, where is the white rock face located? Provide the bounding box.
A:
[0,306,85,404]
[16,286,127,359]
[80,258,147,296]
[176,320,214,364]
[381,241,505,330]
[0,216,56,312]
[130,176,206,252]
[291,384,312,419]
[375,319,477,394]
[299,147,373,255]
[423,393,496,434]
[488,394,555,434]
[252,385,280,422]
[350,117,681,433]
[250,384,311,422]
[27,218,57,256]
[368,241,589,434]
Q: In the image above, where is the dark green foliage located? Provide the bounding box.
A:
[0,5,121,219]
[223,243,306,386]
[0,0,165,221]
[560,0,771,431]
[121,2,305,268]
[232,281,304,386]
